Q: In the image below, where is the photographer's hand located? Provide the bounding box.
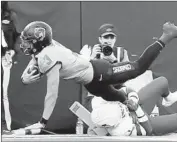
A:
[90,44,102,59]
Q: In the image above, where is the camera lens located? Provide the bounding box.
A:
[102,45,113,56]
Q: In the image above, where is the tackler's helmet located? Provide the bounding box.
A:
[20,21,52,55]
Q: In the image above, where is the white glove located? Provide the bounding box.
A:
[24,122,45,130]
[11,122,45,135]
[21,64,41,84]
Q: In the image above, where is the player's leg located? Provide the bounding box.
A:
[150,113,177,135]
[2,58,12,131]
[1,65,7,131]
[89,22,177,85]
[85,71,176,105]
[138,77,169,115]
[138,77,177,115]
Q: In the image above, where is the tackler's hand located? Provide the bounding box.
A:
[124,98,139,112]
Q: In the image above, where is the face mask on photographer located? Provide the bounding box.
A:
[99,34,117,48]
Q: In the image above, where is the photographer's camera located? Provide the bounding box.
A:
[101,45,113,56]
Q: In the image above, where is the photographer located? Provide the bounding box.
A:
[81,23,129,64]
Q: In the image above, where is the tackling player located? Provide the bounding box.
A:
[20,21,177,131]
[80,24,177,135]
[91,78,177,136]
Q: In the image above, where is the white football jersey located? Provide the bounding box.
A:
[36,40,93,84]
[91,98,146,136]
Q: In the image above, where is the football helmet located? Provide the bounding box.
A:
[20,21,52,55]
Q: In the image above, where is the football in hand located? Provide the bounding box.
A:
[27,65,40,75]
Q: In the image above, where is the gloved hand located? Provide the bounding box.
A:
[10,122,45,135]
[124,99,138,111]
[21,64,41,85]
[24,122,46,130]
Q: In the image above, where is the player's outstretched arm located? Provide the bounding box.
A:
[125,91,153,136]
[40,63,61,124]
[12,64,61,132]
[107,22,177,84]
[135,22,177,75]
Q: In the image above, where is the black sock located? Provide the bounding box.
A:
[40,117,48,125]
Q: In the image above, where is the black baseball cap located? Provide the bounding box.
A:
[99,23,117,37]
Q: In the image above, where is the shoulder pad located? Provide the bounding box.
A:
[37,52,57,74]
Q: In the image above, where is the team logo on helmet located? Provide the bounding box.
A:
[34,27,46,41]
[106,28,112,32]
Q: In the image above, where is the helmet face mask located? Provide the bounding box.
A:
[20,34,37,55]
[20,38,33,55]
